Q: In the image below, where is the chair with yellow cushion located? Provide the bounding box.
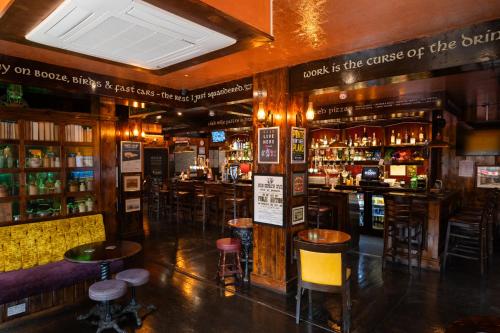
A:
[294,239,352,333]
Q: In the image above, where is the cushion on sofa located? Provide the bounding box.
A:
[0,259,124,305]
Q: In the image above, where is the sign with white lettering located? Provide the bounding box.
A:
[290,19,500,92]
[258,127,280,164]
[120,141,142,173]
[253,174,284,227]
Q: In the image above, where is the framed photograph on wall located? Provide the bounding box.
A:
[125,198,141,213]
[123,175,141,192]
[257,127,280,164]
[291,127,306,164]
[292,172,306,196]
[253,174,284,227]
[121,141,142,173]
[476,166,500,188]
[292,206,305,225]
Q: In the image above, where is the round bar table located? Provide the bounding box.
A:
[227,218,253,283]
[298,229,351,245]
[65,240,142,280]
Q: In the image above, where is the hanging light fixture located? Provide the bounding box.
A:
[306,101,315,121]
[257,101,266,121]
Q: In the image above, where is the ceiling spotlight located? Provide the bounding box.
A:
[209,110,215,117]
[177,112,183,116]
[339,91,347,100]
[156,115,162,120]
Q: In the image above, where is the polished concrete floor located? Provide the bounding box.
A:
[2,216,500,333]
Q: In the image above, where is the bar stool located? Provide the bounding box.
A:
[382,195,424,273]
[442,197,494,275]
[222,187,248,233]
[116,268,156,327]
[171,181,191,224]
[216,238,243,284]
[194,183,218,232]
[308,188,333,228]
[159,187,171,221]
[88,279,127,333]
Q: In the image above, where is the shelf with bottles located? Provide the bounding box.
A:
[26,172,63,196]
[65,146,94,168]
[66,196,96,215]
[67,169,95,193]
[344,125,385,148]
[0,200,20,223]
[225,136,253,162]
[64,124,93,143]
[385,122,429,146]
[26,197,62,220]
[0,144,19,170]
[0,173,20,198]
[25,145,61,169]
[384,145,428,165]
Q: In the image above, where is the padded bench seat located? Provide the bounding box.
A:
[0,259,123,305]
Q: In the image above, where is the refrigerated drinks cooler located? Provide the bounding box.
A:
[357,192,384,235]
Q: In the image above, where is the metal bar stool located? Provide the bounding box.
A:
[221,186,248,233]
[308,188,333,228]
[194,183,218,232]
[88,279,127,333]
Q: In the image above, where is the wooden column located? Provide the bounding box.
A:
[96,97,118,240]
[251,68,308,293]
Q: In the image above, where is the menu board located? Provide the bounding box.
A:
[258,127,280,164]
[291,127,306,163]
[253,175,284,227]
[120,141,142,173]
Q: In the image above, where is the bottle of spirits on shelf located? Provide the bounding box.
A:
[419,127,425,143]
[311,138,316,149]
[404,129,409,144]
[361,127,368,146]
[410,132,416,145]
[396,132,402,145]
[390,130,395,145]
[354,134,359,147]
[348,135,353,147]
[372,132,377,146]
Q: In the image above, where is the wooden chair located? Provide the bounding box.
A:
[294,238,351,333]
[442,192,496,275]
[193,182,218,232]
[221,186,248,233]
[382,194,425,274]
[307,188,333,228]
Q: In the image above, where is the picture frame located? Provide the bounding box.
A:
[291,127,306,164]
[123,175,141,192]
[253,174,284,227]
[125,198,141,212]
[257,127,280,164]
[120,141,142,173]
[476,165,500,189]
[292,172,306,196]
[292,206,305,225]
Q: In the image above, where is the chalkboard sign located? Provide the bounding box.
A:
[144,148,168,181]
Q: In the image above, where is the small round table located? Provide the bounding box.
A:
[227,218,253,283]
[65,240,142,280]
[446,316,500,333]
[298,229,351,246]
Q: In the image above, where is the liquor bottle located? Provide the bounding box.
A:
[361,127,368,146]
[354,134,359,147]
[396,132,402,145]
[404,129,409,144]
[390,130,395,145]
[410,132,416,145]
[348,135,353,147]
[418,127,425,143]
[372,132,377,146]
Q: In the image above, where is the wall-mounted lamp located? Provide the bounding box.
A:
[132,128,139,137]
[306,102,315,121]
[141,131,146,138]
[257,101,266,121]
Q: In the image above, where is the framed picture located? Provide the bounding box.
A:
[125,198,141,212]
[292,173,306,196]
[121,141,142,173]
[292,206,305,225]
[258,127,280,164]
[291,127,306,164]
[476,166,500,188]
[253,174,284,227]
[123,175,141,192]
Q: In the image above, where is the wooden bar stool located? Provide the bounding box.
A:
[307,188,333,228]
[222,186,248,233]
[382,194,424,274]
[171,181,191,224]
[216,238,243,284]
[194,183,218,232]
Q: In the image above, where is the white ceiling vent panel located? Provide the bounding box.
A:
[26,0,236,70]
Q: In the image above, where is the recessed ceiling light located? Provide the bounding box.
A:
[156,115,162,119]
[25,0,236,70]
[177,112,182,116]
[209,110,215,117]
[184,74,189,77]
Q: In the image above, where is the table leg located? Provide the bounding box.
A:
[234,228,252,283]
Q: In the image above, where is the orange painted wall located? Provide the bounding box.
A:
[200,0,271,35]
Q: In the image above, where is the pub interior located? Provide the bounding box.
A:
[0,1,500,333]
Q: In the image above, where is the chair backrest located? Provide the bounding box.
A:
[308,188,321,207]
[294,239,348,289]
[384,195,411,226]
[224,186,236,198]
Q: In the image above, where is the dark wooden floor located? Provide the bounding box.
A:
[2,217,500,333]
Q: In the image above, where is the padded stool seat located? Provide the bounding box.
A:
[116,268,150,287]
[216,238,241,252]
[89,280,127,302]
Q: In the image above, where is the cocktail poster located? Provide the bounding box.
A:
[253,175,284,227]
[121,141,142,173]
[258,127,279,164]
[291,127,306,163]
